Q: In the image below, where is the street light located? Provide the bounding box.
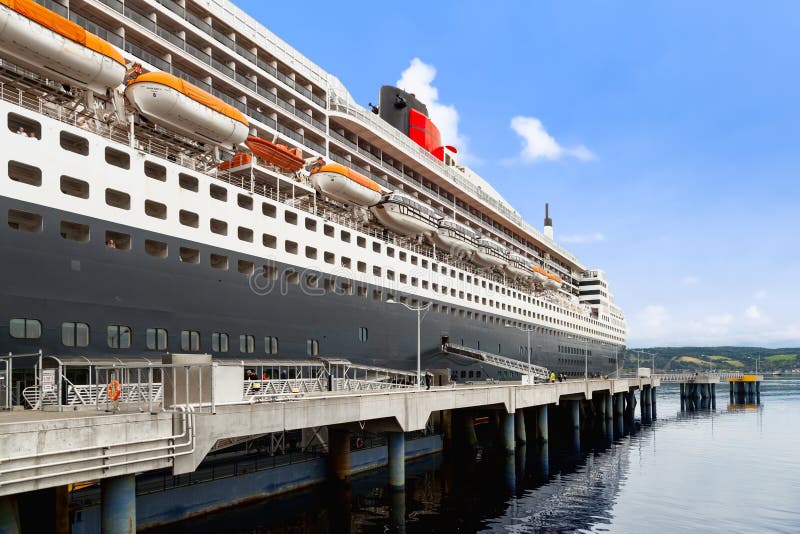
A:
[504,323,535,382]
[567,335,589,381]
[387,298,431,390]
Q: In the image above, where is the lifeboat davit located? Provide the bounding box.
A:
[245,136,304,172]
[430,218,478,259]
[311,162,381,207]
[0,0,126,93]
[472,237,507,270]
[370,193,438,238]
[504,253,532,280]
[218,152,252,171]
[125,72,249,147]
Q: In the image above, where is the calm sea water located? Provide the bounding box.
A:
[169,378,800,533]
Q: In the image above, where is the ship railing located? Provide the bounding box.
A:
[443,343,550,381]
[332,378,415,392]
[242,378,323,401]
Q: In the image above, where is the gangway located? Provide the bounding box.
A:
[442,343,550,382]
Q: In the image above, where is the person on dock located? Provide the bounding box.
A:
[549,371,556,383]
[425,370,432,390]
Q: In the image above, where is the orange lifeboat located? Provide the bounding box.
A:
[0,0,126,92]
[125,72,249,147]
[218,152,252,171]
[311,163,382,207]
[244,136,305,172]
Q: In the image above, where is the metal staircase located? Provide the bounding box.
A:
[443,343,550,381]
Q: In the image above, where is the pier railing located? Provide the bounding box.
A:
[654,372,743,382]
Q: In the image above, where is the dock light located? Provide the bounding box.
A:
[387,298,431,391]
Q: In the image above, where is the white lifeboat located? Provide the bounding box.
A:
[544,272,563,290]
[504,253,532,280]
[125,72,249,147]
[531,266,549,285]
[311,163,382,207]
[430,219,479,259]
[472,237,507,270]
[0,0,126,93]
[370,193,438,238]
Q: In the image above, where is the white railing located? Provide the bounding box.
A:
[654,372,744,382]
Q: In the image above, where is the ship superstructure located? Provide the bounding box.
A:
[0,0,627,378]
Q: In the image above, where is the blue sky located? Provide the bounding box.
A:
[238,0,800,347]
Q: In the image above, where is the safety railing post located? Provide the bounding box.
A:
[198,363,203,412]
[211,362,216,415]
[184,365,190,412]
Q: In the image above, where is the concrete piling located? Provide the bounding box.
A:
[614,393,624,417]
[387,432,405,489]
[101,474,136,534]
[537,405,549,443]
[0,495,20,534]
[501,412,515,455]
[605,393,613,421]
[328,428,351,481]
[515,410,527,445]
[390,489,406,533]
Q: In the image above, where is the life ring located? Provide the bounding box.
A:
[107,379,121,400]
[355,437,363,449]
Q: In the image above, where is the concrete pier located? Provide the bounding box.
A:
[328,428,351,481]
[515,410,527,444]
[501,412,516,455]
[605,393,614,421]
[537,404,549,443]
[101,474,136,534]
[728,375,764,404]
[387,432,405,489]
[614,393,624,417]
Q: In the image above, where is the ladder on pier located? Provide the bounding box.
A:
[442,343,550,382]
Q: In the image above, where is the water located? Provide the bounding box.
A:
[167,378,800,533]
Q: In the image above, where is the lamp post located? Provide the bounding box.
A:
[504,323,535,381]
[568,335,589,381]
[387,298,431,390]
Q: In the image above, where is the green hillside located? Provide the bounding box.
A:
[624,346,799,373]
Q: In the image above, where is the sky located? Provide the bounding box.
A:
[237,0,800,348]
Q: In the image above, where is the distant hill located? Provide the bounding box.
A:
[625,346,799,373]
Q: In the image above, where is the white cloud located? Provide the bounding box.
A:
[681,275,700,286]
[745,305,762,320]
[396,58,473,162]
[559,232,605,244]
[509,116,594,163]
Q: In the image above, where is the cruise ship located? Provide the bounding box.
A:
[0,0,627,379]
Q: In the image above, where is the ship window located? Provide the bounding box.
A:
[265,336,279,355]
[372,242,381,253]
[386,247,394,258]
[106,230,131,250]
[8,161,41,187]
[237,194,253,210]
[358,286,367,297]
[305,218,317,231]
[262,202,276,218]
[306,274,319,288]
[105,147,130,169]
[387,270,395,281]
[210,253,228,270]
[179,210,199,228]
[323,224,334,237]
[261,265,278,280]
[60,176,89,199]
[238,226,254,242]
[210,219,228,235]
[9,319,41,339]
[357,261,366,273]
[59,131,90,157]
[146,328,168,350]
[284,211,297,225]
[341,257,351,269]
[62,322,89,347]
[340,231,350,243]
[145,239,168,258]
[399,252,407,261]
[181,330,200,351]
[239,334,255,353]
[373,266,381,277]
[340,282,351,294]
[411,256,418,265]
[400,274,407,284]
[178,173,198,192]
[105,189,130,210]
[60,221,90,243]
[358,327,368,343]
[306,339,319,356]
[285,270,299,285]
[411,277,418,287]
[179,247,200,264]
[421,259,428,268]
[324,279,335,292]
[324,252,334,264]
[263,233,277,248]
[8,209,42,233]
[210,184,227,201]
[357,236,366,248]
[212,332,229,352]
[372,289,381,300]
[238,259,254,275]
[285,240,298,254]
[8,113,40,139]
[305,246,317,259]
[144,161,166,181]
[145,200,167,220]
[422,280,429,289]
[107,325,131,349]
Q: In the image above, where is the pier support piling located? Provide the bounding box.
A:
[501,412,515,455]
[614,393,624,417]
[0,496,20,534]
[328,428,351,481]
[605,393,613,421]
[537,405,549,443]
[101,474,136,534]
[387,431,405,489]
[515,410,527,444]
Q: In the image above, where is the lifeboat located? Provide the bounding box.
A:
[125,72,249,147]
[218,152,252,171]
[544,272,563,290]
[531,265,549,284]
[370,193,438,238]
[245,136,304,172]
[504,253,532,280]
[472,237,507,270]
[0,0,126,93]
[310,162,381,207]
[429,218,479,260]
